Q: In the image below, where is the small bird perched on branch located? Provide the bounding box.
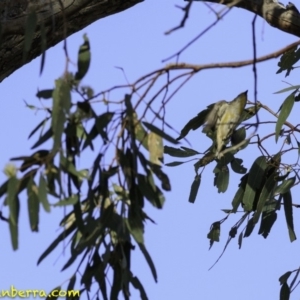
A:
[203,91,248,158]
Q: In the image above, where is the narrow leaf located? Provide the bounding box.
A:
[53,195,78,207]
[66,275,77,300]
[52,79,71,151]
[230,158,247,174]
[283,191,297,242]
[165,161,185,167]
[27,178,40,231]
[243,156,268,211]
[280,282,290,300]
[164,146,197,157]
[188,174,201,203]
[7,176,19,226]
[130,275,149,300]
[36,89,53,100]
[258,210,277,238]
[148,132,163,165]
[37,224,76,265]
[238,231,243,249]
[75,34,91,81]
[45,286,61,300]
[177,108,210,140]
[28,118,49,139]
[143,122,178,144]
[253,172,277,224]
[274,177,296,195]
[279,271,292,285]
[214,164,229,193]
[244,217,255,238]
[207,222,220,249]
[138,243,158,283]
[275,92,295,142]
[31,127,53,149]
[38,175,50,212]
[274,85,300,94]
[8,196,19,250]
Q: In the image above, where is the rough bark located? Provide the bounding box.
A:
[0,0,143,82]
[191,0,300,37]
[1,0,300,83]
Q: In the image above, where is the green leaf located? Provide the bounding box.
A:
[244,217,255,238]
[274,85,300,94]
[279,271,292,285]
[66,275,77,300]
[165,161,186,167]
[132,114,148,150]
[177,108,210,140]
[60,155,88,180]
[53,195,78,207]
[258,210,277,238]
[28,118,49,139]
[31,127,53,149]
[207,221,220,249]
[214,164,229,193]
[147,162,171,191]
[283,191,297,242]
[275,92,295,142]
[23,11,37,62]
[148,132,163,165]
[143,122,178,144]
[52,78,71,152]
[130,275,149,300]
[188,174,201,203]
[231,186,245,213]
[75,34,91,81]
[27,177,40,231]
[7,176,19,226]
[126,218,144,244]
[238,231,243,249]
[36,89,54,100]
[280,282,290,300]
[38,175,50,212]
[230,158,247,174]
[231,127,246,146]
[0,180,8,198]
[274,177,295,195]
[180,146,200,155]
[253,172,277,224]
[138,243,158,283]
[95,112,114,143]
[37,223,76,265]
[8,196,19,250]
[243,156,268,211]
[45,286,61,300]
[276,46,300,76]
[164,146,197,157]
[138,174,165,208]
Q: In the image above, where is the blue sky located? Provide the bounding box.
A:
[0,1,300,299]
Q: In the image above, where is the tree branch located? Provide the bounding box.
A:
[0,0,143,82]
[188,0,300,37]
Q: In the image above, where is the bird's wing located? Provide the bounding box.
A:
[203,100,228,133]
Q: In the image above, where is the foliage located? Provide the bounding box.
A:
[2,1,300,300]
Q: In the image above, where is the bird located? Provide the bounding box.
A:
[203,91,248,158]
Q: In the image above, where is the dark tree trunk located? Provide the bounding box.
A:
[0,0,143,82]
